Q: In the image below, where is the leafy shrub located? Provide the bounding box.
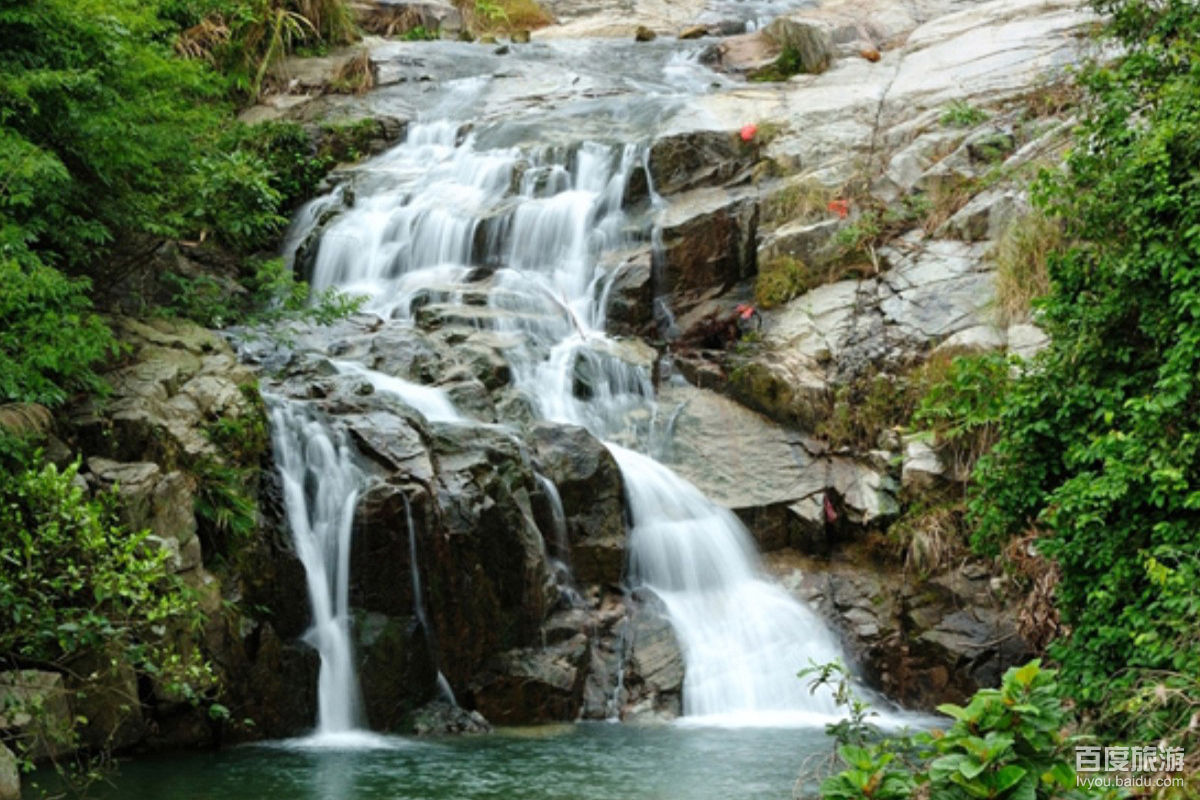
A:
[968,0,1200,750]
[191,150,288,251]
[914,351,1011,478]
[0,258,118,406]
[0,0,226,270]
[813,660,1108,800]
[940,100,989,128]
[0,456,212,705]
[225,120,331,209]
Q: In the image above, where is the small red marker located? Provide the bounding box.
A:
[827,199,850,219]
[740,123,757,142]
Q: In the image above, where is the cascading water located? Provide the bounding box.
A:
[286,59,848,725]
[267,399,369,741]
[612,445,842,723]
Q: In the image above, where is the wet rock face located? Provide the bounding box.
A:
[253,323,572,725]
[619,601,684,722]
[658,188,758,307]
[530,422,627,586]
[768,547,1035,709]
[647,132,756,197]
[355,611,438,730]
[408,700,491,735]
[420,424,558,688]
[471,633,591,724]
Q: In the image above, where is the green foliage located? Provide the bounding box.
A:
[172,0,358,100]
[818,371,914,450]
[760,179,833,226]
[833,193,933,263]
[0,456,211,688]
[800,661,885,749]
[402,25,440,41]
[914,352,1011,477]
[754,255,813,308]
[474,0,510,24]
[0,0,371,403]
[191,150,288,251]
[0,0,226,270]
[194,457,259,560]
[750,46,807,82]
[0,258,118,406]
[195,387,268,562]
[816,350,983,451]
[224,121,329,209]
[466,0,551,33]
[967,0,1200,745]
[816,661,1109,800]
[317,117,385,164]
[162,256,365,329]
[940,100,989,128]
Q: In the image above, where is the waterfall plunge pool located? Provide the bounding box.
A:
[87,723,834,800]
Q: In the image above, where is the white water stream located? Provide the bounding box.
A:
[274,47,848,734]
[267,400,378,745]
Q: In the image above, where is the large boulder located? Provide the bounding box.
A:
[418,423,557,690]
[469,633,590,724]
[658,188,757,308]
[602,250,655,336]
[0,744,18,800]
[530,423,626,586]
[351,0,463,36]
[763,18,835,75]
[768,544,1034,709]
[660,384,899,549]
[619,602,684,722]
[71,317,257,468]
[647,131,757,197]
[86,459,202,573]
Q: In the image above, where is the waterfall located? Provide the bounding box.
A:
[610,445,842,724]
[287,103,849,725]
[267,399,368,740]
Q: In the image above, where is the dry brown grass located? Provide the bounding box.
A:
[459,0,553,35]
[920,177,977,235]
[904,504,966,574]
[329,47,374,94]
[175,18,232,62]
[761,178,834,226]
[1004,530,1063,652]
[1014,79,1083,120]
[992,210,1061,324]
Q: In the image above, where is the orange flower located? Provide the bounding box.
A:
[740,123,757,142]
[827,199,850,219]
